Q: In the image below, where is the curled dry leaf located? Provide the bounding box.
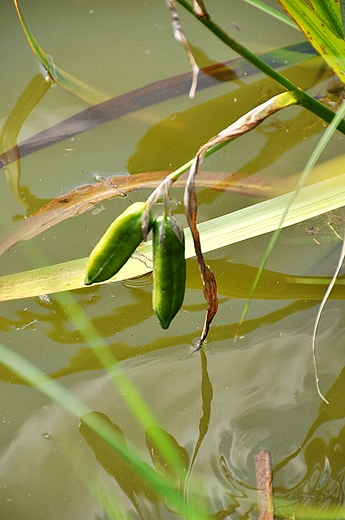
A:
[184,157,218,352]
[183,92,299,348]
[165,0,199,98]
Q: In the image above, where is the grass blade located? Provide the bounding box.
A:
[279,0,345,82]
[13,0,109,104]
[240,0,298,29]
[1,172,345,301]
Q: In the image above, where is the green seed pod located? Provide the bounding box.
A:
[152,214,186,329]
[85,201,152,285]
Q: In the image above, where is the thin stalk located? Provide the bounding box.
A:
[176,0,345,134]
[236,100,345,338]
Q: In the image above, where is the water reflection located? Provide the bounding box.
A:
[1,1,345,518]
[1,306,345,518]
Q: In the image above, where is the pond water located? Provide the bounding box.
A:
[1,1,345,519]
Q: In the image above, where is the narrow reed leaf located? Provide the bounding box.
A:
[1,173,345,301]
[241,0,298,29]
[309,0,344,38]
[279,0,345,82]
[13,0,109,104]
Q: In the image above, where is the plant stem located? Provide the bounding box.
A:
[176,0,345,133]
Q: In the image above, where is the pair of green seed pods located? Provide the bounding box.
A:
[85,201,186,329]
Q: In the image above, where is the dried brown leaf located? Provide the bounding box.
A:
[184,158,219,351]
[0,170,290,258]
[165,0,199,98]
[184,92,299,349]
[196,267,218,350]
[193,0,210,18]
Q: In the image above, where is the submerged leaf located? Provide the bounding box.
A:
[0,74,50,208]
[13,0,108,104]
[146,425,189,491]
[80,412,160,509]
[0,171,290,258]
[0,41,318,169]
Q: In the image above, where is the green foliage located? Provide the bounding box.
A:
[4,0,345,518]
[279,0,345,81]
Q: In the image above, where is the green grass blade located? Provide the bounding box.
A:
[279,0,345,82]
[236,99,345,336]
[1,172,345,301]
[309,0,344,38]
[13,0,109,104]
[240,0,298,29]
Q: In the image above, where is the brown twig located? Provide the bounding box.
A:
[254,448,274,520]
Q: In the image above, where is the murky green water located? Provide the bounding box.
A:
[1,1,345,519]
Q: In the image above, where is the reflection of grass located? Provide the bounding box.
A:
[4,0,345,518]
[0,292,211,520]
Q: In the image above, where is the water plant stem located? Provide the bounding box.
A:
[176,0,345,133]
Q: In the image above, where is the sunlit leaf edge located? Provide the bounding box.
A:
[1,173,345,301]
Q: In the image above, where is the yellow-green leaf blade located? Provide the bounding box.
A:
[309,0,344,38]
[2,172,345,301]
[279,0,345,81]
